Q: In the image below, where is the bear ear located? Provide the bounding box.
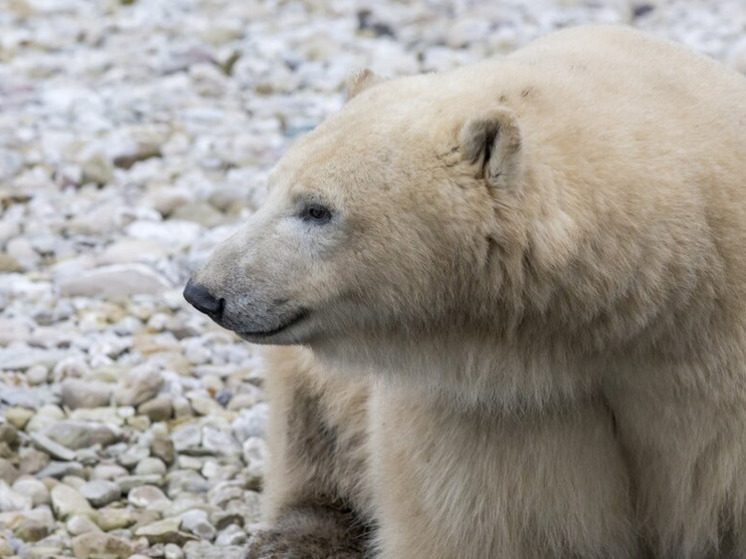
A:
[460,108,523,189]
[346,69,384,101]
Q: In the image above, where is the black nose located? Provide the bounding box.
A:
[183,279,224,320]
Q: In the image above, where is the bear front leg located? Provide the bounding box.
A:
[245,505,369,559]
[248,347,373,559]
[369,384,637,559]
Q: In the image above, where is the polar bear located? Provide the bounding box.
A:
[184,25,746,559]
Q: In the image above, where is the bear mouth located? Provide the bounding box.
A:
[237,310,309,340]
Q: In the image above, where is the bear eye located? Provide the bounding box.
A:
[300,203,333,224]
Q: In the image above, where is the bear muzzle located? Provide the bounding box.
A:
[183,279,225,322]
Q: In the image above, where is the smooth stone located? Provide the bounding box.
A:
[11,479,49,507]
[17,449,50,475]
[0,424,19,448]
[95,507,135,531]
[0,481,32,512]
[134,516,197,545]
[79,480,121,508]
[57,263,172,298]
[60,378,112,410]
[127,485,169,508]
[0,348,69,371]
[66,514,101,536]
[166,470,209,497]
[170,423,201,452]
[134,457,167,476]
[117,474,163,493]
[90,463,128,481]
[29,433,76,462]
[25,404,65,433]
[50,484,94,520]
[180,509,216,541]
[42,420,118,450]
[150,435,175,465]
[214,524,247,546]
[113,365,163,407]
[72,531,135,559]
[35,460,85,480]
[164,542,185,559]
[182,540,245,559]
[13,518,51,542]
[116,444,150,469]
[0,459,19,485]
[137,397,173,422]
[4,407,34,430]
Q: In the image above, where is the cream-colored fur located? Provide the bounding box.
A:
[189,25,746,558]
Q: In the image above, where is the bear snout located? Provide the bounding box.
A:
[183,279,225,322]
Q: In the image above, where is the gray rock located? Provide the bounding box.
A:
[214,524,247,546]
[17,449,51,476]
[117,474,163,493]
[50,484,94,520]
[42,420,118,450]
[0,481,32,512]
[166,470,209,497]
[151,435,176,465]
[13,517,51,542]
[0,424,19,448]
[113,365,164,407]
[4,407,34,430]
[171,423,201,452]
[11,479,49,507]
[164,542,185,559]
[182,540,245,559]
[57,263,172,298]
[35,461,85,480]
[94,507,136,532]
[116,444,150,469]
[60,378,112,410]
[180,509,216,541]
[79,480,121,507]
[0,348,69,372]
[202,426,238,456]
[0,460,19,485]
[127,485,169,508]
[137,397,173,422]
[90,463,128,481]
[72,531,135,559]
[66,514,101,536]
[134,457,167,476]
[134,516,197,545]
[29,433,75,462]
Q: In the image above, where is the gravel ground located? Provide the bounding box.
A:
[0,1,745,558]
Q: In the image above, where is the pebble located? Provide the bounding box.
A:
[72,531,135,559]
[79,480,121,507]
[95,507,136,532]
[114,365,164,407]
[138,397,174,422]
[11,479,49,507]
[50,484,94,520]
[60,378,113,410]
[42,420,119,450]
[180,509,216,541]
[128,485,170,509]
[66,514,101,536]
[135,517,197,545]
[135,457,168,476]
[57,264,173,298]
[0,482,32,513]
